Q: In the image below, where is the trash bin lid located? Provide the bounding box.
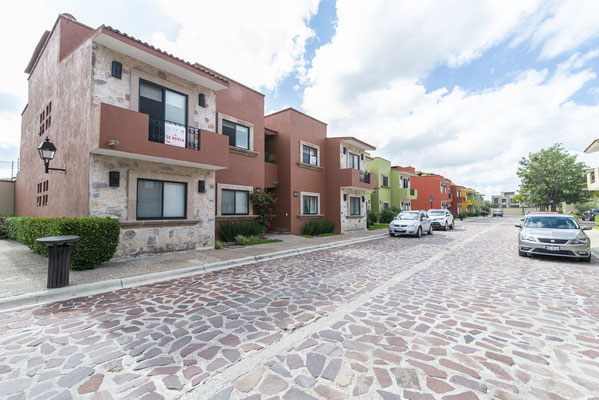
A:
[35,235,80,245]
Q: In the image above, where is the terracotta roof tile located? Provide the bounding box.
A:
[103,26,227,84]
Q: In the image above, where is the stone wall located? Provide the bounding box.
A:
[339,143,367,171]
[91,43,217,132]
[340,188,367,232]
[90,154,216,257]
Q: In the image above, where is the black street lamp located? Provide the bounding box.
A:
[429,195,434,209]
[38,137,66,173]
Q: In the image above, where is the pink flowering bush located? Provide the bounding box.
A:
[249,189,277,230]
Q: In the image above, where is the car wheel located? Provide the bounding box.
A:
[443,222,448,231]
[428,225,433,235]
[518,249,527,257]
[450,221,455,229]
[415,227,422,238]
[389,233,395,237]
[581,254,592,262]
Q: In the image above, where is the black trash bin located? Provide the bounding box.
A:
[36,236,80,289]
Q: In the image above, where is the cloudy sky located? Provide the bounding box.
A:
[1,0,599,198]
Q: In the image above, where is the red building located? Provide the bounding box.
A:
[450,184,465,215]
[394,168,452,210]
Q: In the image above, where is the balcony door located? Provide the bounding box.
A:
[139,79,188,147]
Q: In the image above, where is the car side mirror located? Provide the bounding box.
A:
[520,218,524,221]
[583,226,593,230]
[514,224,522,228]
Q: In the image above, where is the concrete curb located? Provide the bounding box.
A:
[0,232,388,312]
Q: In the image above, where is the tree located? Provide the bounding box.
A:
[517,144,589,211]
[512,194,525,207]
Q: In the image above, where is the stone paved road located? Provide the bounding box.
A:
[1,218,598,399]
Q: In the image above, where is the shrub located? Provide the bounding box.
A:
[367,211,378,227]
[595,215,599,226]
[249,190,277,230]
[3,216,120,269]
[379,209,397,224]
[301,220,335,236]
[0,215,7,239]
[234,234,262,245]
[214,241,226,249]
[218,220,264,242]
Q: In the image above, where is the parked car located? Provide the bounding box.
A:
[516,214,592,262]
[587,209,599,221]
[389,211,432,237]
[493,210,503,217]
[581,210,591,221]
[428,209,454,230]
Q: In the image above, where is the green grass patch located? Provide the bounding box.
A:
[318,233,340,237]
[295,234,313,238]
[368,224,389,230]
[244,239,283,246]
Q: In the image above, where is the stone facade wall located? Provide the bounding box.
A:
[90,154,216,257]
[340,188,367,232]
[91,43,217,132]
[339,143,367,171]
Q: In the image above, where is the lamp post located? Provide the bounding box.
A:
[38,137,66,173]
[429,195,434,210]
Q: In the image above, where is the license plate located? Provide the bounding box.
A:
[395,229,405,233]
[545,245,560,251]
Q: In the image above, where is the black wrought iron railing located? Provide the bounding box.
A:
[410,189,415,196]
[148,116,200,150]
[360,170,371,183]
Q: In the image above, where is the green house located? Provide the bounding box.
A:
[365,155,418,214]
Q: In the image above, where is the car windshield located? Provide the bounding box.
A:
[429,210,445,215]
[524,216,579,229]
[397,212,419,220]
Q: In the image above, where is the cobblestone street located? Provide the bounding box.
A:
[1,217,598,399]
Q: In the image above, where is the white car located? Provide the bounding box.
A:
[428,209,455,230]
[389,211,433,237]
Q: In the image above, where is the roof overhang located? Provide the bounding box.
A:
[93,31,228,91]
[91,148,227,171]
[338,137,376,151]
[584,139,599,154]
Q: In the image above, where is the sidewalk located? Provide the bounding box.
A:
[0,229,387,304]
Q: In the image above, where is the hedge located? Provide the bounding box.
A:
[3,217,120,270]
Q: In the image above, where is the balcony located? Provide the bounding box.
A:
[264,162,278,188]
[396,188,418,200]
[336,168,376,190]
[465,199,473,205]
[94,103,229,170]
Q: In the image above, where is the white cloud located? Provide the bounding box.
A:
[517,0,599,59]
[302,0,599,197]
[151,0,319,91]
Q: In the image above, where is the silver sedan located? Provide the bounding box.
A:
[516,214,592,262]
[389,211,433,237]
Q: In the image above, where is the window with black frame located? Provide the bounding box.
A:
[222,120,250,149]
[350,197,361,215]
[139,80,188,145]
[302,145,318,166]
[137,179,186,220]
[303,195,318,214]
[221,189,249,215]
[349,153,360,169]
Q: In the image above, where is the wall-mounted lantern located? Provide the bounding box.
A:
[38,137,66,174]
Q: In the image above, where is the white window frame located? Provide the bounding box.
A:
[300,140,320,166]
[217,183,254,217]
[382,201,390,210]
[300,192,320,215]
[218,112,254,151]
[381,175,389,188]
